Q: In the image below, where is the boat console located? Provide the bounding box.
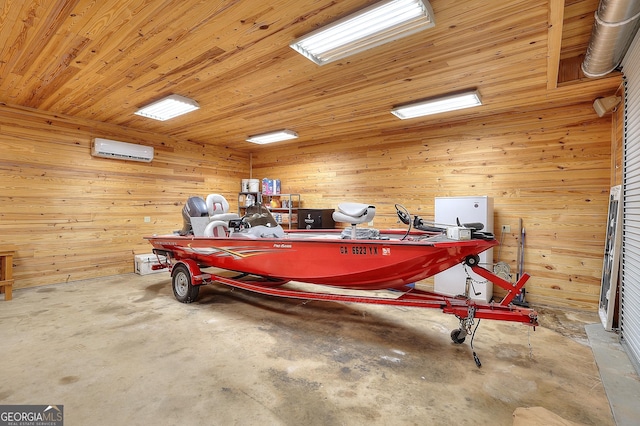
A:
[228,205,285,238]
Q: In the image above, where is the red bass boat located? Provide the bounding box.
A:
[146,195,537,365]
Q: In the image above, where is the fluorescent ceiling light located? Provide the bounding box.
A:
[246,130,298,145]
[391,90,482,119]
[290,0,435,65]
[135,94,199,121]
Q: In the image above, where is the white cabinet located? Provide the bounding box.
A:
[434,196,494,302]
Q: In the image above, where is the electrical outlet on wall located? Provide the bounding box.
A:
[501,225,511,233]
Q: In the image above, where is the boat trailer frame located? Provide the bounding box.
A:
[152,248,538,330]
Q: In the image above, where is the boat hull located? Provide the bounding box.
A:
[146,230,498,290]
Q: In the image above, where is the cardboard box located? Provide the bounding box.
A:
[262,178,273,195]
[261,178,281,195]
[134,254,167,275]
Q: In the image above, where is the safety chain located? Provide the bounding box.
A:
[463,264,489,286]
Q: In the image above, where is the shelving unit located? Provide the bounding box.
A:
[265,194,300,229]
[237,193,300,229]
[238,192,261,213]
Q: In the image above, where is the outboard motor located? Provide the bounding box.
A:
[178,196,208,236]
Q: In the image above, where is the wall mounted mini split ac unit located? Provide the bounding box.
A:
[91,138,154,162]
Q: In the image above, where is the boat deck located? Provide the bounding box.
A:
[279,228,448,242]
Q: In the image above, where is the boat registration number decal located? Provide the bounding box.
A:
[340,246,386,255]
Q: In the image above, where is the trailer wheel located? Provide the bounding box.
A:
[172,264,200,303]
[451,329,466,344]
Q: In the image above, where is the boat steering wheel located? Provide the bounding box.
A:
[395,204,412,240]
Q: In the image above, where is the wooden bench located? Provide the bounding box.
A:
[0,247,15,301]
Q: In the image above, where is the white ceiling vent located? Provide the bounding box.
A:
[91,138,154,163]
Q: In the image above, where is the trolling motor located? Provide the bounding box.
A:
[395,204,446,232]
[395,204,494,239]
[414,216,446,232]
[455,218,494,240]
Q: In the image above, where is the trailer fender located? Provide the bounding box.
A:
[172,259,210,286]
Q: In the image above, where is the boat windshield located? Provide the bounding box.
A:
[243,204,280,229]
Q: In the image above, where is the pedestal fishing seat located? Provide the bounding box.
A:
[332,203,376,239]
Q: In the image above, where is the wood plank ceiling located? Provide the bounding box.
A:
[0,0,621,151]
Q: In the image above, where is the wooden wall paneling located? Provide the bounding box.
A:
[0,0,622,152]
[547,0,564,89]
[251,102,612,310]
[559,0,600,60]
[0,104,249,289]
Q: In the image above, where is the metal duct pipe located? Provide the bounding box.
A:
[582,0,640,78]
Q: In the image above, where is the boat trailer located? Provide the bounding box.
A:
[152,249,537,366]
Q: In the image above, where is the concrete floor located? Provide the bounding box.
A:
[0,272,625,425]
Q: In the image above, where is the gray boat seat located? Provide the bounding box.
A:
[206,194,240,222]
[333,202,376,224]
[333,203,376,239]
[203,220,229,238]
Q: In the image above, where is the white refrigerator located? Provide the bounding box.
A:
[434,196,494,302]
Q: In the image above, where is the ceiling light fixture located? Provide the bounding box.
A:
[391,90,482,119]
[246,130,298,145]
[290,0,435,66]
[135,94,200,121]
